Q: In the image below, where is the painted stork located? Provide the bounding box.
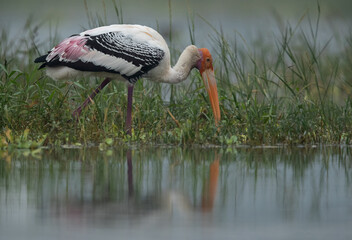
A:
[35,24,220,134]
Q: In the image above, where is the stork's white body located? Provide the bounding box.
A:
[40,24,200,84]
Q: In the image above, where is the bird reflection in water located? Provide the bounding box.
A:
[201,153,220,212]
[127,149,133,198]
[48,149,220,225]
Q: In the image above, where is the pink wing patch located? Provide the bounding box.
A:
[47,36,90,62]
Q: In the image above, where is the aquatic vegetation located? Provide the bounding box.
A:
[0,128,46,149]
[1,3,352,147]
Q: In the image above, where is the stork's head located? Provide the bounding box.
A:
[196,48,221,126]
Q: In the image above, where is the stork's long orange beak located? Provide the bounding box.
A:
[198,48,221,126]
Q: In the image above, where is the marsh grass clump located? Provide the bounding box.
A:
[1,3,352,147]
[211,6,352,145]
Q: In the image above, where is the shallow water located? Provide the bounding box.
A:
[1,146,352,240]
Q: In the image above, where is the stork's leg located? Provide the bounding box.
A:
[126,84,134,136]
[72,78,112,120]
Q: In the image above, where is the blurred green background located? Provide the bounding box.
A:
[1,0,351,47]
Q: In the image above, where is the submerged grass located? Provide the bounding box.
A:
[1,3,352,148]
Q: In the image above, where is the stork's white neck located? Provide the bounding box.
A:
[161,45,201,84]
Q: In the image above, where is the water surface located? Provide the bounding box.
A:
[1,146,351,239]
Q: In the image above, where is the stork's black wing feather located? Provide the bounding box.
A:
[36,31,165,83]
